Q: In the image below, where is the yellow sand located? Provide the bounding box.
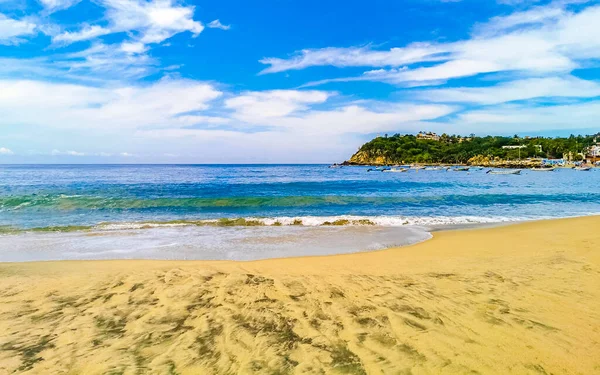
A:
[1,216,599,374]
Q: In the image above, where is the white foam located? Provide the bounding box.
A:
[253,215,534,227]
[0,225,433,262]
[91,215,538,231]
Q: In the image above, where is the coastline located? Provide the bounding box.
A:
[0,216,542,263]
[1,216,599,374]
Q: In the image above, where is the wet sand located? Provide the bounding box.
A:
[0,216,599,374]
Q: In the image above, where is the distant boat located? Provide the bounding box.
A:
[383,168,408,173]
[368,166,391,172]
[574,166,592,171]
[453,167,470,172]
[530,167,555,172]
[328,164,342,168]
[424,166,443,171]
[412,166,426,170]
[486,169,521,175]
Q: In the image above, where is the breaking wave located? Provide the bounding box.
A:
[0,214,545,235]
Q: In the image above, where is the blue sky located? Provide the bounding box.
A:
[0,0,599,163]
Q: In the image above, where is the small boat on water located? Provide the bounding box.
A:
[486,169,521,175]
[367,166,391,172]
[452,167,470,172]
[328,164,342,168]
[424,166,443,171]
[383,168,408,173]
[574,166,592,171]
[412,166,426,170]
[530,167,555,172]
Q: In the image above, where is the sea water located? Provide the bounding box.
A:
[0,164,598,261]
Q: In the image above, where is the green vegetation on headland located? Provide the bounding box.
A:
[345,132,600,166]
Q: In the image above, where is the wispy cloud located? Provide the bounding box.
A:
[410,76,600,105]
[259,45,449,75]
[59,43,158,80]
[38,0,81,13]
[53,25,111,44]
[51,149,85,156]
[474,4,566,37]
[52,0,204,46]
[207,19,230,30]
[0,14,37,45]
[261,3,600,89]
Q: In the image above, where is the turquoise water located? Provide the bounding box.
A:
[0,164,598,261]
[1,164,599,228]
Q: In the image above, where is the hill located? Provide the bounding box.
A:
[345,132,597,165]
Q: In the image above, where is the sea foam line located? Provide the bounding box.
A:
[93,215,537,231]
[2,213,594,235]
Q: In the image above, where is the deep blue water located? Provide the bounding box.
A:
[1,164,599,230]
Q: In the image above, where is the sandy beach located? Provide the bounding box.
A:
[0,216,599,374]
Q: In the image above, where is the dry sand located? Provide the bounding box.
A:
[0,216,599,374]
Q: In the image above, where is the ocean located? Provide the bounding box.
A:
[0,164,598,261]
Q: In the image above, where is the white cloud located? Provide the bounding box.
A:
[0,147,13,155]
[0,47,158,83]
[261,4,600,87]
[44,0,206,81]
[225,90,332,120]
[474,5,565,37]
[38,0,80,12]
[222,90,455,135]
[135,128,360,163]
[260,104,456,135]
[120,41,147,54]
[60,43,157,79]
[50,149,85,156]
[0,78,458,161]
[259,44,447,75]
[0,14,37,44]
[174,115,230,126]
[0,78,223,130]
[53,0,204,46]
[207,19,230,30]
[412,76,600,104]
[0,78,452,136]
[53,25,111,44]
[452,101,600,134]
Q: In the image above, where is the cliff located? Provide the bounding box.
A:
[345,150,392,166]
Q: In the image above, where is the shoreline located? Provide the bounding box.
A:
[0,215,589,265]
[0,216,581,263]
[1,215,599,374]
[341,162,598,169]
